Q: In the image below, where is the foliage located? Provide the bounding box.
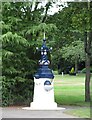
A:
[46,3,85,71]
[47,2,92,72]
[2,31,36,106]
[61,40,85,62]
[81,68,92,73]
[0,76,2,106]
[2,2,57,106]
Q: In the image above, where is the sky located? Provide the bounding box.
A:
[32,1,68,15]
[47,2,66,15]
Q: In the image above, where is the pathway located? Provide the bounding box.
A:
[0,106,89,119]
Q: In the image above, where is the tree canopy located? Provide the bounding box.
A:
[1,1,57,106]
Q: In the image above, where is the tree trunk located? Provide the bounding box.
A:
[75,59,78,73]
[85,54,91,102]
[84,31,92,102]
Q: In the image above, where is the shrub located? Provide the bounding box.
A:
[81,67,92,73]
[2,76,34,106]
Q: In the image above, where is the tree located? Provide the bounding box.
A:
[1,1,57,106]
[47,2,92,102]
[68,2,92,102]
[46,3,83,71]
[84,2,92,102]
[61,40,85,73]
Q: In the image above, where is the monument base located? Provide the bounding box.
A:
[22,102,65,110]
[30,101,57,109]
[22,107,65,110]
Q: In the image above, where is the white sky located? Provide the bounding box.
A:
[32,1,68,15]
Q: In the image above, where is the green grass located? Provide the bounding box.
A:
[64,108,90,118]
[54,73,91,118]
[54,73,90,106]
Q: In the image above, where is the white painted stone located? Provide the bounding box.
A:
[22,107,65,110]
[30,78,57,109]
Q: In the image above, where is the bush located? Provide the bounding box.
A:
[2,43,37,106]
[81,67,92,73]
[2,76,34,106]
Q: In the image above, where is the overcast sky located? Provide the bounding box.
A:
[31,1,69,15]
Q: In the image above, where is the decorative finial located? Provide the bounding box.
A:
[44,31,45,40]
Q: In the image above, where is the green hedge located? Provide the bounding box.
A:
[2,76,34,106]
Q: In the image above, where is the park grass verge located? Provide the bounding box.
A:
[54,73,91,118]
[54,74,90,107]
[64,108,90,118]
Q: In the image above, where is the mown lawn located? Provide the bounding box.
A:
[54,73,90,106]
[64,108,90,118]
[54,73,91,118]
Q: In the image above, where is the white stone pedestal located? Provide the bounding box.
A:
[30,78,57,109]
[22,77,65,110]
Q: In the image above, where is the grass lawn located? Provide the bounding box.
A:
[54,73,90,106]
[54,73,91,118]
[64,108,90,118]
